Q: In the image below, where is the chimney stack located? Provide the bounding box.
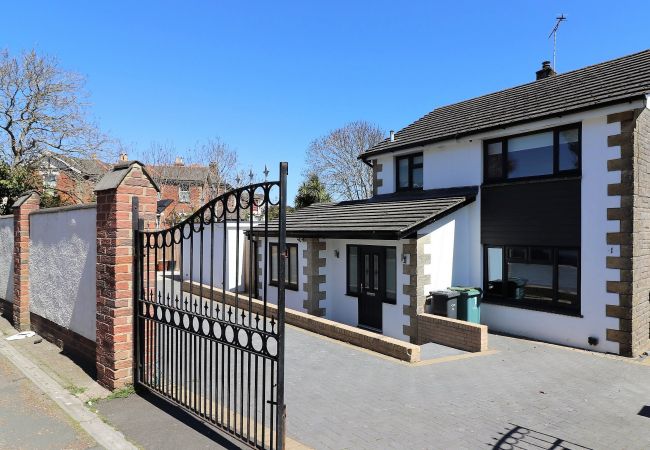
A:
[174,156,184,166]
[389,130,395,142]
[536,61,556,80]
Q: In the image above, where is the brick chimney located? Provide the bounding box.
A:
[536,61,556,80]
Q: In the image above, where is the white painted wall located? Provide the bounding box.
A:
[256,237,412,341]
[182,222,251,292]
[29,206,97,341]
[324,238,411,340]
[372,101,643,354]
[418,205,478,292]
[0,216,13,303]
[481,114,622,353]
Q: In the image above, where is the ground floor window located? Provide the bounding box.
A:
[346,245,396,303]
[484,245,580,314]
[269,242,299,290]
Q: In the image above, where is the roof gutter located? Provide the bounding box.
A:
[359,95,647,160]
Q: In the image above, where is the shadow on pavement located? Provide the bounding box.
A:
[492,423,592,450]
[638,405,650,419]
[134,387,243,449]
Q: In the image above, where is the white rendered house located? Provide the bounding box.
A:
[254,50,650,356]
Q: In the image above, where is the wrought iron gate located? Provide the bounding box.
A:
[134,163,288,449]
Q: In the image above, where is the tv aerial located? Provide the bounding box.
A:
[548,14,567,70]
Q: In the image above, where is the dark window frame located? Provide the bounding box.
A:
[396,152,424,191]
[269,242,299,291]
[483,123,582,184]
[346,244,397,304]
[483,244,581,316]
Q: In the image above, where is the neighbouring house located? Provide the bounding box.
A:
[150,157,219,226]
[38,152,111,203]
[149,157,264,227]
[253,49,650,357]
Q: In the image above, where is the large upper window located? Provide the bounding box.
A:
[269,243,299,290]
[484,125,580,182]
[396,153,423,191]
[484,245,580,314]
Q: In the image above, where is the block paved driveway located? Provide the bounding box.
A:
[285,327,650,450]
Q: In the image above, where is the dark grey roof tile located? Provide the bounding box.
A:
[365,49,650,157]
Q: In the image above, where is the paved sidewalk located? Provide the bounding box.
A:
[0,317,136,450]
[0,349,98,450]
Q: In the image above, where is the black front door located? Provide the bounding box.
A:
[358,246,385,332]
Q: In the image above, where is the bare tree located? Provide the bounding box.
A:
[194,137,239,196]
[305,120,384,201]
[0,49,107,169]
[143,138,241,201]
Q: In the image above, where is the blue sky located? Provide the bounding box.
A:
[3,1,648,202]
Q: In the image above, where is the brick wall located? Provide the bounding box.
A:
[402,237,431,343]
[30,312,96,374]
[302,238,326,316]
[606,108,650,356]
[13,192,40,331]
[95,162,158,389]
[632,109,650,354]
[417,313,488,352]
[184,280,421,363]
[56,172,96,204]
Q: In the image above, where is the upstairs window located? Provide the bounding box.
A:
[179,184,190,203]
[484,125,580,182]
[396,153,423,191]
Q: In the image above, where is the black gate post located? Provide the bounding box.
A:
[276,161,288,449]
[132,197,143,389]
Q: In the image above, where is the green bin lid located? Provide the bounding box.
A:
[449,286,482,296]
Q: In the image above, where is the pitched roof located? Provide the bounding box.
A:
[364,49,650,158]
[95,161,160,192]
[148,165,211,184]
[157,199,173,214]
[57,155,110,177]
[255,186,478,240]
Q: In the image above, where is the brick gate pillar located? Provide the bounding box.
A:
[12,191,40,331]
[94,161,158,390]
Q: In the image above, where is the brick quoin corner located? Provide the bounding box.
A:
[95,161,158,390]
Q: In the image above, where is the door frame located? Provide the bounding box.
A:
[357,245,386,332]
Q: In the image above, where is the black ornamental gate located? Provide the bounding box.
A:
[133,163,288,449]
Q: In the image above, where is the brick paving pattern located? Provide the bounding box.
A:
[285,328,650,450]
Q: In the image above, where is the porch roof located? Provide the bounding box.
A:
[256,186,478,240]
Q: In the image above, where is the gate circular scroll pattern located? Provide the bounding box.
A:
[140,302,279,358]
[141,181,281,250]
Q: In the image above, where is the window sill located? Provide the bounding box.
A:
[482,297,582,318]
[482,174,581,188]
[269,282,299,292]
[395,187,424,193]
